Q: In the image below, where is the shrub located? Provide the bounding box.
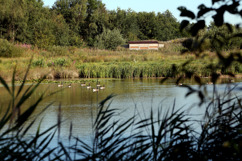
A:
[32,58,45,67]
[0,39,24,57]
[46,58,70,67]
[94,28,125,50]
[54,58,67,67]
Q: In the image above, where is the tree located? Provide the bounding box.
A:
[0,0,28,42]
[156,10,183,41]
[53,0,87,32]
[125,9,139,41]
[25,0,46,44]
[94,28,125,50]
[53,0,87,46]
[51,14,70,46]
[205,22,242,51]
[33,18,56,48]
[136,12,158,40]
[84,0,109,46]
[107,8,139,41]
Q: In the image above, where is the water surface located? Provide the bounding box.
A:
[0,78,241,143]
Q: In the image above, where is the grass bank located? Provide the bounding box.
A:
[0,40,242,81]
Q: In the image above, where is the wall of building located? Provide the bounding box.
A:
[129,43,159,50]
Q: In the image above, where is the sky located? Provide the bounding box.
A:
[43,0,241,25]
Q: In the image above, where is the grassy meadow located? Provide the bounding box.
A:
[1,40,242,81]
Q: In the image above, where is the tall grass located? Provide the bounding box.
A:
[1,54,242,81]
[76,61,242,79]
[0,63,64,160]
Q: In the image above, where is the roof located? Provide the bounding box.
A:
[128,41,159,44]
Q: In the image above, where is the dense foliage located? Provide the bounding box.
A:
[1,0,241,51]
[94,28,125,50]
[0,39,25,57]
[0,0,188,49]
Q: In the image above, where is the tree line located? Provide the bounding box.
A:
[0,0,190,49]
[0,0,241,50]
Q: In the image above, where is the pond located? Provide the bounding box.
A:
[0,78,241,145]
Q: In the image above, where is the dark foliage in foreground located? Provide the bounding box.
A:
[0,62,64,160]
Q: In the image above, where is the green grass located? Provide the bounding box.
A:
[0,41,242,81]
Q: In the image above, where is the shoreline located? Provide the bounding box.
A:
[1,47,241,82]
[8,74,241,85]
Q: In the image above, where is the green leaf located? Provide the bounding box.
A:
[0,76,11,95]
[14,95,43,128]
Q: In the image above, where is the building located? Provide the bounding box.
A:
[128,41,163,50]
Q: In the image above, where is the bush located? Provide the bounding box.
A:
[94,28,125,50]
[0,39,24,57]
[32,58,45,67]
[54,58,67,66]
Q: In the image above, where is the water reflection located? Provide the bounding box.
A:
[0,78,241,143]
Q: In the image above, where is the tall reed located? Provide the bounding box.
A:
[0,62,63,160]
[77,61,240,79]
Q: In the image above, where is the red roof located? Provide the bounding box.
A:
[128,41,158,44]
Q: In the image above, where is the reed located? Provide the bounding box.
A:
[1,57,242,81]
[76,61,241,79]
[0,63,63,160]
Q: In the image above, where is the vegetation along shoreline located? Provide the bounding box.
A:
[1,40,242,82]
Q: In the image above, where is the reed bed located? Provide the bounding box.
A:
[0,44,242,80]
[1,58,242,80]
[76,61,242,79]
[76,62,174,78]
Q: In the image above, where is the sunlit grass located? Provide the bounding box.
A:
[0,44,241,81]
